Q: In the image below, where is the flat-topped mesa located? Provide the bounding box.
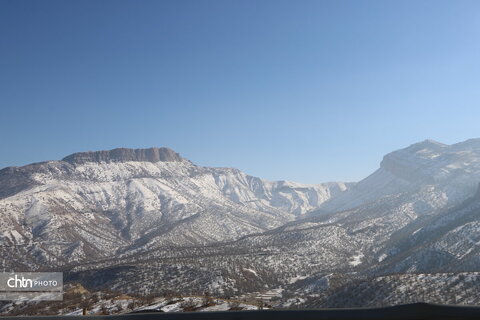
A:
[62,147,183,164]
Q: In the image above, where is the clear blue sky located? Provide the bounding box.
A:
[1,0,480,183]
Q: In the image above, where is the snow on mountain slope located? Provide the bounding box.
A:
[1,139,477,306]
[317,139,480,213]
[300,272,480,308]
[3,139,480,305]
[207,167,350,215]
[61,183,479,304]
[370,183,480,274]
[0,147,347,268]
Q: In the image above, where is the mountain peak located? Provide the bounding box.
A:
[62,147,183,164]
[406,139,447,151]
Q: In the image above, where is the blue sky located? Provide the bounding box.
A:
[1,0,480,183]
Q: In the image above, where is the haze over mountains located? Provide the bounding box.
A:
[2,138,480,307]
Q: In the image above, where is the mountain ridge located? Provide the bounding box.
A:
[0,147,349,269]
[2,139,480,308]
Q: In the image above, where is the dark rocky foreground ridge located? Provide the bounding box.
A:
[2,303,480,319]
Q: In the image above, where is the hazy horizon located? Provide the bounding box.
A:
[2,137,479,185]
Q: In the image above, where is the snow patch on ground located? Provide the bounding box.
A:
[349,252,364,266]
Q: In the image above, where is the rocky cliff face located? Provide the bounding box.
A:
[379,139,447,183]
[62,147,183,164]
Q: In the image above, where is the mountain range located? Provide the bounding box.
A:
[2,139,480,308]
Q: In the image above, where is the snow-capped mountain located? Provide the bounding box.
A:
[317,139,480,213]
[2,139,480,309]
[0,147,348,268]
